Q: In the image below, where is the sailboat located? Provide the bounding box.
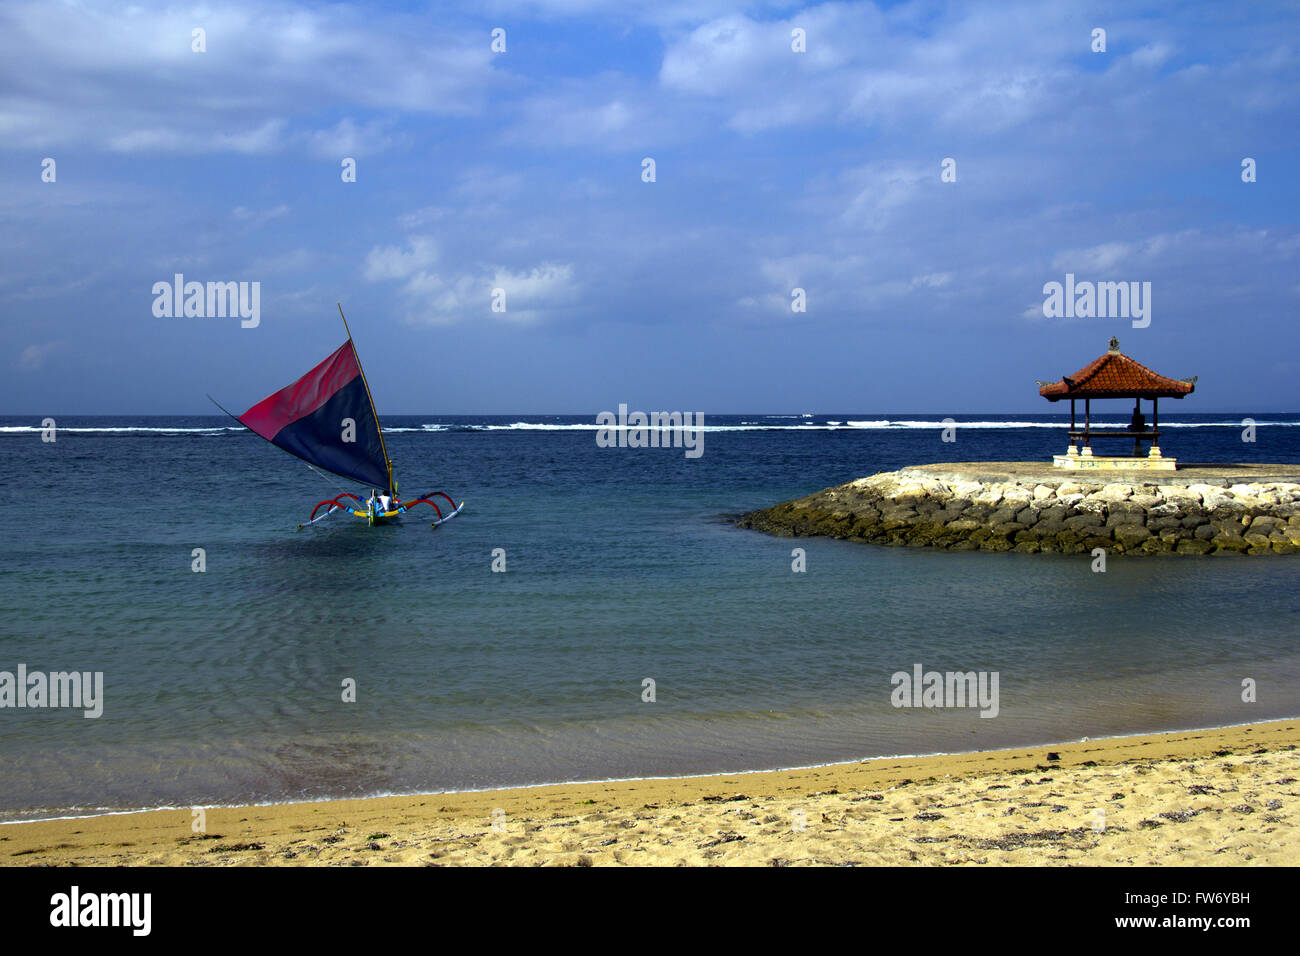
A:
[214,304,465,529]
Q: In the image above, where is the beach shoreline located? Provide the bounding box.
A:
[5,718,1296,866]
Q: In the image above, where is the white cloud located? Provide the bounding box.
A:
[364,237,439,281]
[912,272,952,288]
[1129,42,1176,70]
[503,83,661,150]
[837,162,930,230]
[0,1,494,154]
[16,341,61,371]
[655,4,1084,136]
[304,118,395,159]
[363,234,576,325]
[487,264,577,322]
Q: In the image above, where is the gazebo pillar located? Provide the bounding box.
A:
[1133,399,1143,457]
[1083,398,1092,456]
[1150,397,1161,459]
[1068,398,1078,456]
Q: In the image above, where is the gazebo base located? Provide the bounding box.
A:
[1053,448,1177,471]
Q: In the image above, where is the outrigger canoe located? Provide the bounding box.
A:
[213,304,465,530]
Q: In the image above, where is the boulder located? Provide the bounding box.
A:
[1092,484,1134,503]
[1066,513,1104,531]
[1114,525,1152,549]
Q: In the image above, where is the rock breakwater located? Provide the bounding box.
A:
[735,462,1300,555]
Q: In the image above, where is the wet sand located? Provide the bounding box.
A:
[4,720,1296,866]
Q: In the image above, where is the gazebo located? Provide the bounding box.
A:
[1038,337,1196,471]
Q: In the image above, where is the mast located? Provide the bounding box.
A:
[337,302,394,495]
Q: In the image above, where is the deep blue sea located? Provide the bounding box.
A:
[1,412,1298,822]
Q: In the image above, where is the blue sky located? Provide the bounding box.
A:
[2,0,1297,414]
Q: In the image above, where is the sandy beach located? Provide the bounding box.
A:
[4,719,1296,866]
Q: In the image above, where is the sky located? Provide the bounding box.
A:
[1,0,1297,415]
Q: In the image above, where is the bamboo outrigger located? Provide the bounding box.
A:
[213,304,465,529]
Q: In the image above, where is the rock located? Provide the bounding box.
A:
[894,483,932,502]
[1092,484,1134,503]
[1013,506,1039,525]
[1105,502,1146,526]
[1114,525,1152,549]
[1002,486,1034,503]
[1053,530,1083,551]
[1201,491,1237,511]
[1211,535,1250,554]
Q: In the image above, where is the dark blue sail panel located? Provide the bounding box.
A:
[238,341,390,490]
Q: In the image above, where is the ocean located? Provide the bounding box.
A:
[1,412,1298,822]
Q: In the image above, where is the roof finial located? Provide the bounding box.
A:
[1108,335,1120,353]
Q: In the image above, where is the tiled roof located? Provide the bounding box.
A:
[1039,343,1195,400]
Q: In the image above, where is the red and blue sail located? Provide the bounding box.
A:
[237,340,392,492]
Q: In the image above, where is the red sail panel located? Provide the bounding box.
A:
[237,341,390,490]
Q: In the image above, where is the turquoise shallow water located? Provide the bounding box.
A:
[0,413,1298,821]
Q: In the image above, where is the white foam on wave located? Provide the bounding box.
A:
[0,425,239,434]
[2,419,1296,436]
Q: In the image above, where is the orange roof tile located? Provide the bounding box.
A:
[1039,340,1195,401]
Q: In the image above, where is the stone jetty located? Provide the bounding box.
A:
[735,462,1300,555]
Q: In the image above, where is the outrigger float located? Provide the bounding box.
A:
[213,305,465,530]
